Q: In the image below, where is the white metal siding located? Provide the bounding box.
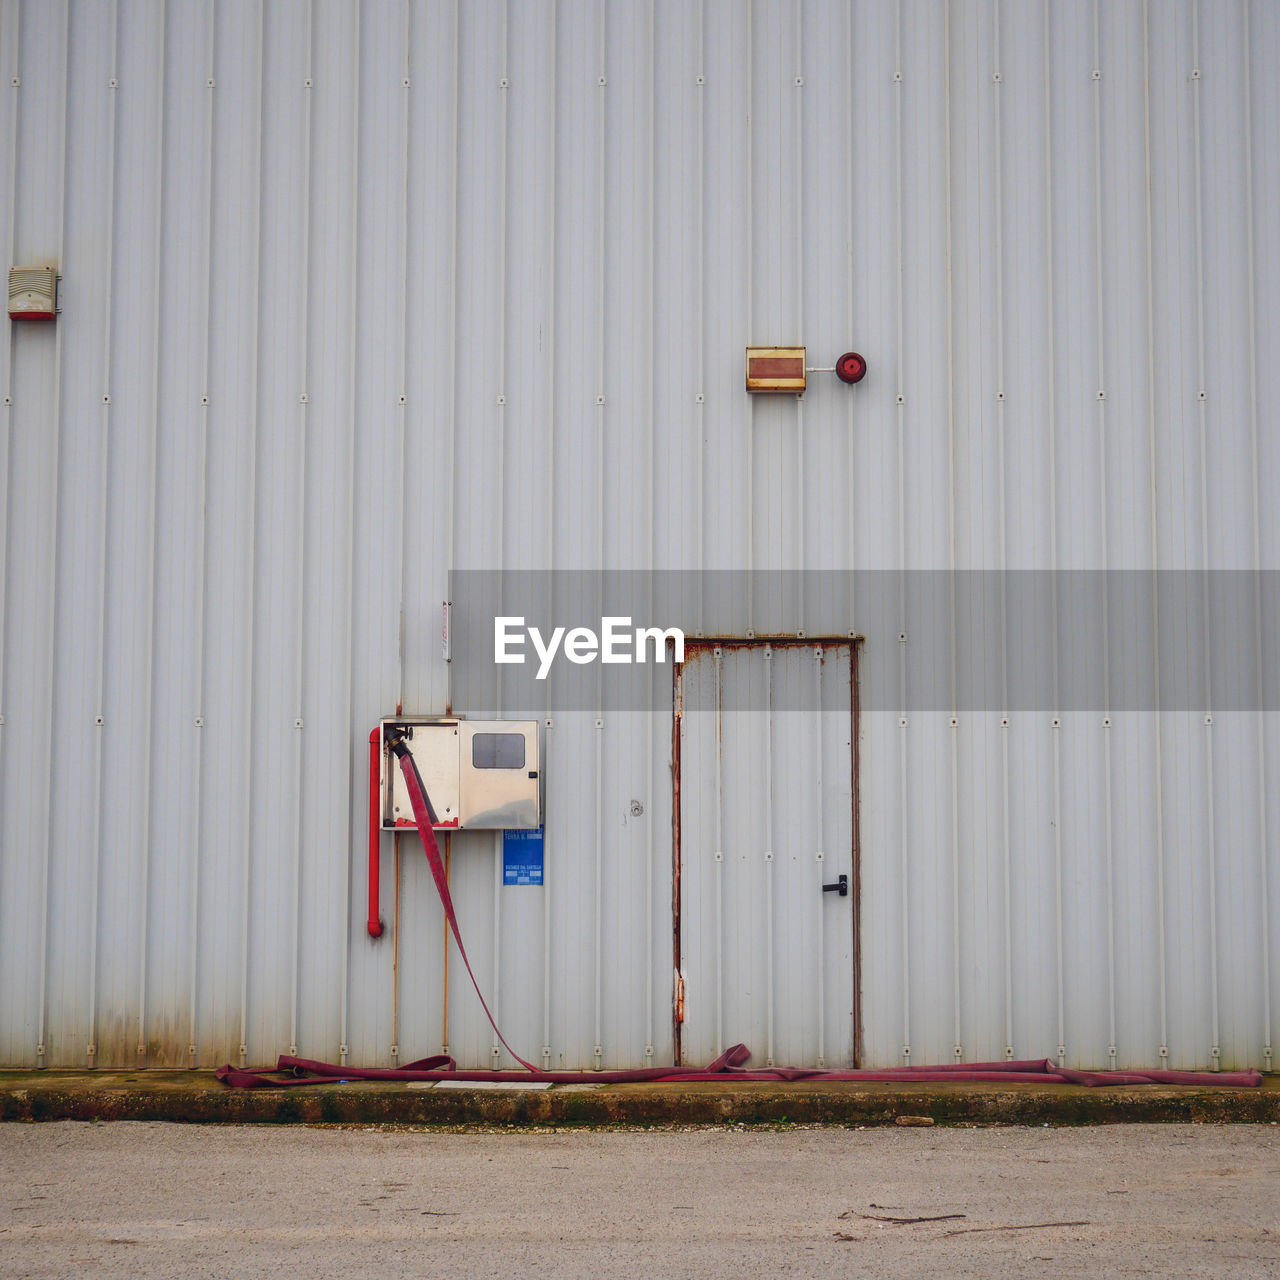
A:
[0,0,1277,1071]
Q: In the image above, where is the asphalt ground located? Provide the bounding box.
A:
[2,1122,1279,1279]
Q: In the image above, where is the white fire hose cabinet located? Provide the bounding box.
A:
[379,717,540,831]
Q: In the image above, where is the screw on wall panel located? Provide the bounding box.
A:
[597,76,605,86]
[893,71,902,82]
[1103,717,1111,727]
[1052,717,1061,728]
[1198,390,1206,400]
[1159,1045,1168,1059]
[712,645,722,658]
[1097,389,1106,400]
[996,391,1004,400]
[0,715,5,725]
[745,630,755,639]
[492,1046,501,1059]
[207,78,215,87]
[299,392,308,403]
[902,1046,911,1058]
[398,394,406,404]
[109,79,117,88]
[339,1044,349,1057]
[3,397,10,405]
[696,75,705,85]
[899,716,908,727]
[645,1044,654,1060]
[11,77,19,87]
[695,392,704,402]
[1204,714,1213,725]
[500,77,509,88]
[1092,69,1101,80]
[896,393,905,404]
[950,716,958,727]
[815,851,825,862]
[794,76,803,86]
[954,1045,964,1061]
[762,645,772,659]
[402,78,410,87]
[764,850,774,861]
[496,394,505,405]
[595,394,605,405]
[630,800,644,817]
[294,718,303,729]
[102,394,110,404]
[814,647,823,660]
[898,632,907,642]
[194,716,204,727]
[305,78,312,88]
[544,717,554,727]
[95,715,104,726]
[1191,69,1201,79]
[1005,1046,1014,1060]
[993,71,1001,82]
[714,851,723,861]
[595,717,604,729]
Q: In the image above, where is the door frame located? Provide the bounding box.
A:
[671,636,863,1067]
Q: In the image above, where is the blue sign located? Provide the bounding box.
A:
[503,827,544,885]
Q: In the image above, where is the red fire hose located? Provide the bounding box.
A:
[217,726,1262,1089]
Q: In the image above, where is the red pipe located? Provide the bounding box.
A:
[367,727,384,938]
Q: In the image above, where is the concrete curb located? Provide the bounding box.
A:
[2,1073,1278,1127]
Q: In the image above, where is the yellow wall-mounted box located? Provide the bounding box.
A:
[745,346,805,393]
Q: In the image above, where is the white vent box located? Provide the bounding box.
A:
[9,266,58,321]
[379,716,540,832]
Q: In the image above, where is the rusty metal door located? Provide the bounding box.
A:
[674,641,859,1069]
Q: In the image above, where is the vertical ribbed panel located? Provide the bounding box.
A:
[0,0,1277,1071]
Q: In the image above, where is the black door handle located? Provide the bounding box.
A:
[822,874,848,897]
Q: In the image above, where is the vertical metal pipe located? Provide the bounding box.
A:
[764,644,774,1066]
[1141,0,1169,1067]
[285,0,315,1068]
[695,0,705,630]
[592,0,606,1071]
[992,0,1013,1062]
[943,0,961,1064]
[644,0,656,1066]
[394,0,410,713]
[444,0,460,723]
[1042,0,1065,1068]
[134,0,168,1069]
[233,0,266,1071]
[893,0,909,1066]
[188,0,218,1069]
[814,646,825,1067]
[85,0,119,1068]
[489,0,511,1067]
[793,0,804,627]
[1091,0,1117,1070]
[338,0,362,1065]
[541,0,557,1074]
[34,0,71,1070]
[713,646,724,1057]
[1242,0,1273,1075]
[1189,0,1220,1070]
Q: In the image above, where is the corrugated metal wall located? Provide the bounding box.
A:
[1,0,1277,1071]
